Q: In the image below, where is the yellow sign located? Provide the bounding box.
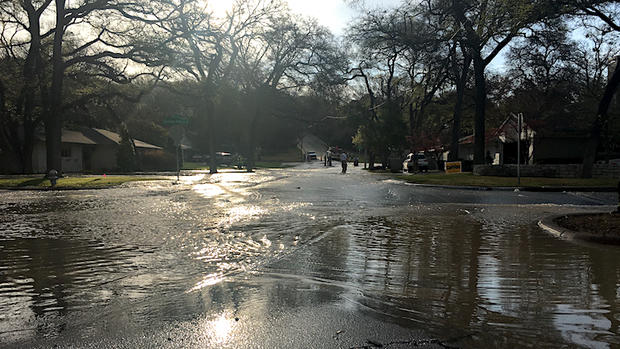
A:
[445,161,462,173]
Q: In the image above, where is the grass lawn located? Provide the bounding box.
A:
[391,172,618,187]
[182,150,300,170]
[260,147,303,163]
[182,161,209,170]
[0,176,164,189]
[181,147,304,170]
[182,161,294,170]
[254,161,295,169]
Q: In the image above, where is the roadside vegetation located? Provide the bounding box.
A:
[182,148,302,170]
[392,172,618,188]
[0,176,164,189]
[182,161,294,171]
[254,162,296,169]
[1,1,618,177]
[555,213,620,242]
[259,147,304,163]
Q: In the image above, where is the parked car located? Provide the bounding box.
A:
[328,146,342,160]
[215,152,232,165]
[403,152,429,173]
[306,151,317,161]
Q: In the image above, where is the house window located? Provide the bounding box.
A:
[61,146,72,158]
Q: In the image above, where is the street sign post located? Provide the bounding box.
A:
[164,117,188,182]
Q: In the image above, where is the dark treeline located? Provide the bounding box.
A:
[0,0,350,173]
[347,0,619,174]
[0,0,618,176]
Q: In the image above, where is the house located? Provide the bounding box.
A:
[32,129,98,173]
[456,115,590,165]
[30,128,162,173]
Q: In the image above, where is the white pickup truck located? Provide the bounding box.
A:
[403,152,429,173]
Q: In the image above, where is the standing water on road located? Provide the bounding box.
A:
[0,164,618,348]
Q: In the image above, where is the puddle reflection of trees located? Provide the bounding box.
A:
[0,237,138,339]
[252,210,620,347]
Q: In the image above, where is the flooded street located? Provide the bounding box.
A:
[1,163,618,348]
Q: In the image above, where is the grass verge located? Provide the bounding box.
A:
[260,147,303,163]
[0,176,164,189]
[556,213,620,238]
[182,161,296,170]
[390,172,618,187]
[182,162,209,170]
[254,161,295,169]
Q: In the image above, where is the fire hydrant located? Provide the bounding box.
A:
[48,169,58,188]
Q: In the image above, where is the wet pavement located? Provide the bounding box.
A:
[0,163,618,348]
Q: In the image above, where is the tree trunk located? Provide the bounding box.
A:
[246,113,258,172]
[449,53,471,162]
[0,81,20,171]
[244,90,260,172]
[0,114,27,173]
[46,0,65,173]
[472,52,486,165]
[449,88,465,162]
[14,2,43,174]
[408,103,415,149]
[22,122,35,173]
[581,61,620,178]
[205,98,217,174]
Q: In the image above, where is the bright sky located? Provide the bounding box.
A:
[286,0,401,35]
[209,0,402,36]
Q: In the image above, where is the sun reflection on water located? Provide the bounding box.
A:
[206,313,234,344]
[187,273,224,292]
[225,206,267,225]
[178,174,205,184]
[193,184,226,198]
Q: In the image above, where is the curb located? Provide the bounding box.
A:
[521,186,616,192]
[405,183,503,191]
[384,172,617,192]
[0,186,117,191]
[538,213,620,245]
[399,182,616,192]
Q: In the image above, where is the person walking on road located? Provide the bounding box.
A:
[340,152,348,174]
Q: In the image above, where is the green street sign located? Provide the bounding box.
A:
[163,115,189,126]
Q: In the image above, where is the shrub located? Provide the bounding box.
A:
[139,150,176,171]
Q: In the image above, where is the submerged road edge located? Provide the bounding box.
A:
[538,213,620,245]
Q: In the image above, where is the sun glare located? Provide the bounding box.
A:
[204,0,233,15]
[188,273,224,292]
[208,313,234,343]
